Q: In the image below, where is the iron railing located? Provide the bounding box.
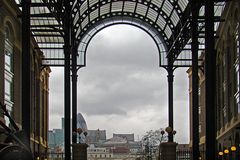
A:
[39,152,64,160]
[176,150,205,160]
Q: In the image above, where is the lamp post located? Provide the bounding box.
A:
[218,146,238,160]
[231,146,237,160]
[159,127,177,160]
[224,149,229,160]
[218,151,223,160]
[72,128,88,160]
[161,127,176,142]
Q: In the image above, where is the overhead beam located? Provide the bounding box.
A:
[29,13,56,17]
[31,29,63,32]
[32,34,62,37]
[18,3,55,7]
[35,47,64,49]
[30,24,62,27]
[191,0,200,159]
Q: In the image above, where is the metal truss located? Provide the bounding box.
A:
[15,0,227,67]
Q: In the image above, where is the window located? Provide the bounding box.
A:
[235,17,240,113]
[4,26,14,126]
[199,124,201,133]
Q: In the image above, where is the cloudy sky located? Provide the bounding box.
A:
[49,24,190,144]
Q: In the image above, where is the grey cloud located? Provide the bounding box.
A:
[49,24,189,143]
[77,68,169,116]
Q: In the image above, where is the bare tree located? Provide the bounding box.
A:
[141,129,168,160]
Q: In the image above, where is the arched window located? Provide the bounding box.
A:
[4,25,14,126]
[234,10,240,114]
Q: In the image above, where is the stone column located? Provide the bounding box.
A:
[72,143,88,160]
[160,142,178,160]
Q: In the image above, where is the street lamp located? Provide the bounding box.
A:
[224,149,230,159]
[231,146,237,159]
[160,127,176,142]
[218,151,223,160]
[224,149,229,154]
[218,151,223,156]
[231,146,237,152]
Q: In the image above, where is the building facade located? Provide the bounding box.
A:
[87,134,143,160]
[0,0,51,157]
[86,129,107,145]
[215,0,240,153]
[188,0,240,156]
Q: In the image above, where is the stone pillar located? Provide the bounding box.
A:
[160,142,178,160]
[72,143,88,160]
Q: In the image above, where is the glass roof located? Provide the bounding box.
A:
[72,0,189,47]
[173,1,226,67]
[15,0,227,67]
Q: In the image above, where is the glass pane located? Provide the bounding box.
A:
[152,0,163,8]
[5,51,11,71]
[124,2,136,13]
[112,1,123,12]
[89,0,98,7]
[136,3,148,16]
[100,3,110,16]
[4,80,11,101]
[80,1,88,15]
[4,116,10,127]
[162,0,173,16]
[5,38,13,72]
[147,8,158,22]
[178,0,188,11]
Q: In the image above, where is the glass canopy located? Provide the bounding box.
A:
[15,0,227,67]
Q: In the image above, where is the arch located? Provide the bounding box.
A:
[3,17,16,43]
[3,17,15,127]
[27,0,196,67]
[72,0,188,46]
[77,17,167,67]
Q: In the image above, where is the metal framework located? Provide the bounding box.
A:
[17,0,228,159]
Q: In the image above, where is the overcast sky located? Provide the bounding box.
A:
[49,24,190,144]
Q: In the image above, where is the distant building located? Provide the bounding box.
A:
[129,141,142,154]
[88,145,113,159]
[77,113,88,131]
[87,133,142,160]
[103,135,129,148]
[48,112,87,148]
[113,133,135,142]
[86,129,107,145]
[48,129,64,149]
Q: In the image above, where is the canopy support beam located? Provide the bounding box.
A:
[167,65,174,142]
[63,1,72,159]
[205,0,217,159]
[22,0,31,148]
[191,0,200,159]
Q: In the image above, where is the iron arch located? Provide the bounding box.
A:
[77,16,168,67]
[71,0,189,50]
